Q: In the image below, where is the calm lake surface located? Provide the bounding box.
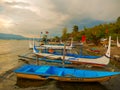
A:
[0,40,120,90]
[0,40,29,74]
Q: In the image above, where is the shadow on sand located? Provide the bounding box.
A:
[16,78,108,90]
[56,81,108,90]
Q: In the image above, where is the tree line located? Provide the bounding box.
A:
[53,17,120,45]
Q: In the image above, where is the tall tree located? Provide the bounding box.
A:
[115,17,120,34]
[117,16,120,23]
[42,35,48,44]
[62,27,68,41]
[72,25,79,33]
[72,25,79,40]
[54,36,60,42]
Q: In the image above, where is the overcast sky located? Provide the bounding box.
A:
[0,0,120,38]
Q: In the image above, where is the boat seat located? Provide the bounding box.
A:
[35,66,51,74]
[58,71,63,76]
[23,68,32,72]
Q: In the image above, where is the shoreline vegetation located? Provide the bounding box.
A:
[52,17,120,46]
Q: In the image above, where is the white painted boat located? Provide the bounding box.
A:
[67,36,111,67]
[29,38,74,50]
[33,36,111,67]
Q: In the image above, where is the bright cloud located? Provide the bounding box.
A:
[0,0,120,37]
[0,15,15,33]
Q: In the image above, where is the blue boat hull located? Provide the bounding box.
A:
[14,64,120,82]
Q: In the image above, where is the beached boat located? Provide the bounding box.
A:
[38,57,72,64]
[14,64,47,80]
[42,38,74,49]
[14,64,120,82]
[67,36,111,67]
[49,52,100,59]
[29,42,73,50]
[117,37,120,47]
[29,38,74,50]
[29,39,43,49]
[42,44,73,49]
[33,36,111,67]
[33,41,100,60]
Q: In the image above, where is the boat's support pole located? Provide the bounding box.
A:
[36,55,39,65]
[80,43,83,55]
[62,42,66,67]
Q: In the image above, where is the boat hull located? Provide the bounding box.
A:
[14,64,120,83]
[49,76,116,82]
[16,73,47,80]
[16,73,116,82]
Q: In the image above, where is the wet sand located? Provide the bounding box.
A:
[0,40,120,90]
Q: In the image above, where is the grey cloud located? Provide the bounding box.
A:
[4,1,30,6]
[51,0,120,21]
[0,0,120,37]
[0,5,3,11]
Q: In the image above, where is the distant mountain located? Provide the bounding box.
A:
[0,33,28,40]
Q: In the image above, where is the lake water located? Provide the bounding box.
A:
[0,40,29,74]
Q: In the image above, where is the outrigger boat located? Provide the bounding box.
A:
[33,36,111,67]
[64,36,111,67]
[14,64,120,82]
[33,46,100,60]
[29,39,43,49]
[117,36,120,47]
[29,38,74,50]
[41,44,73,50]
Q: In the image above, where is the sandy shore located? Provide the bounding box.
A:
[0,40,120,90]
